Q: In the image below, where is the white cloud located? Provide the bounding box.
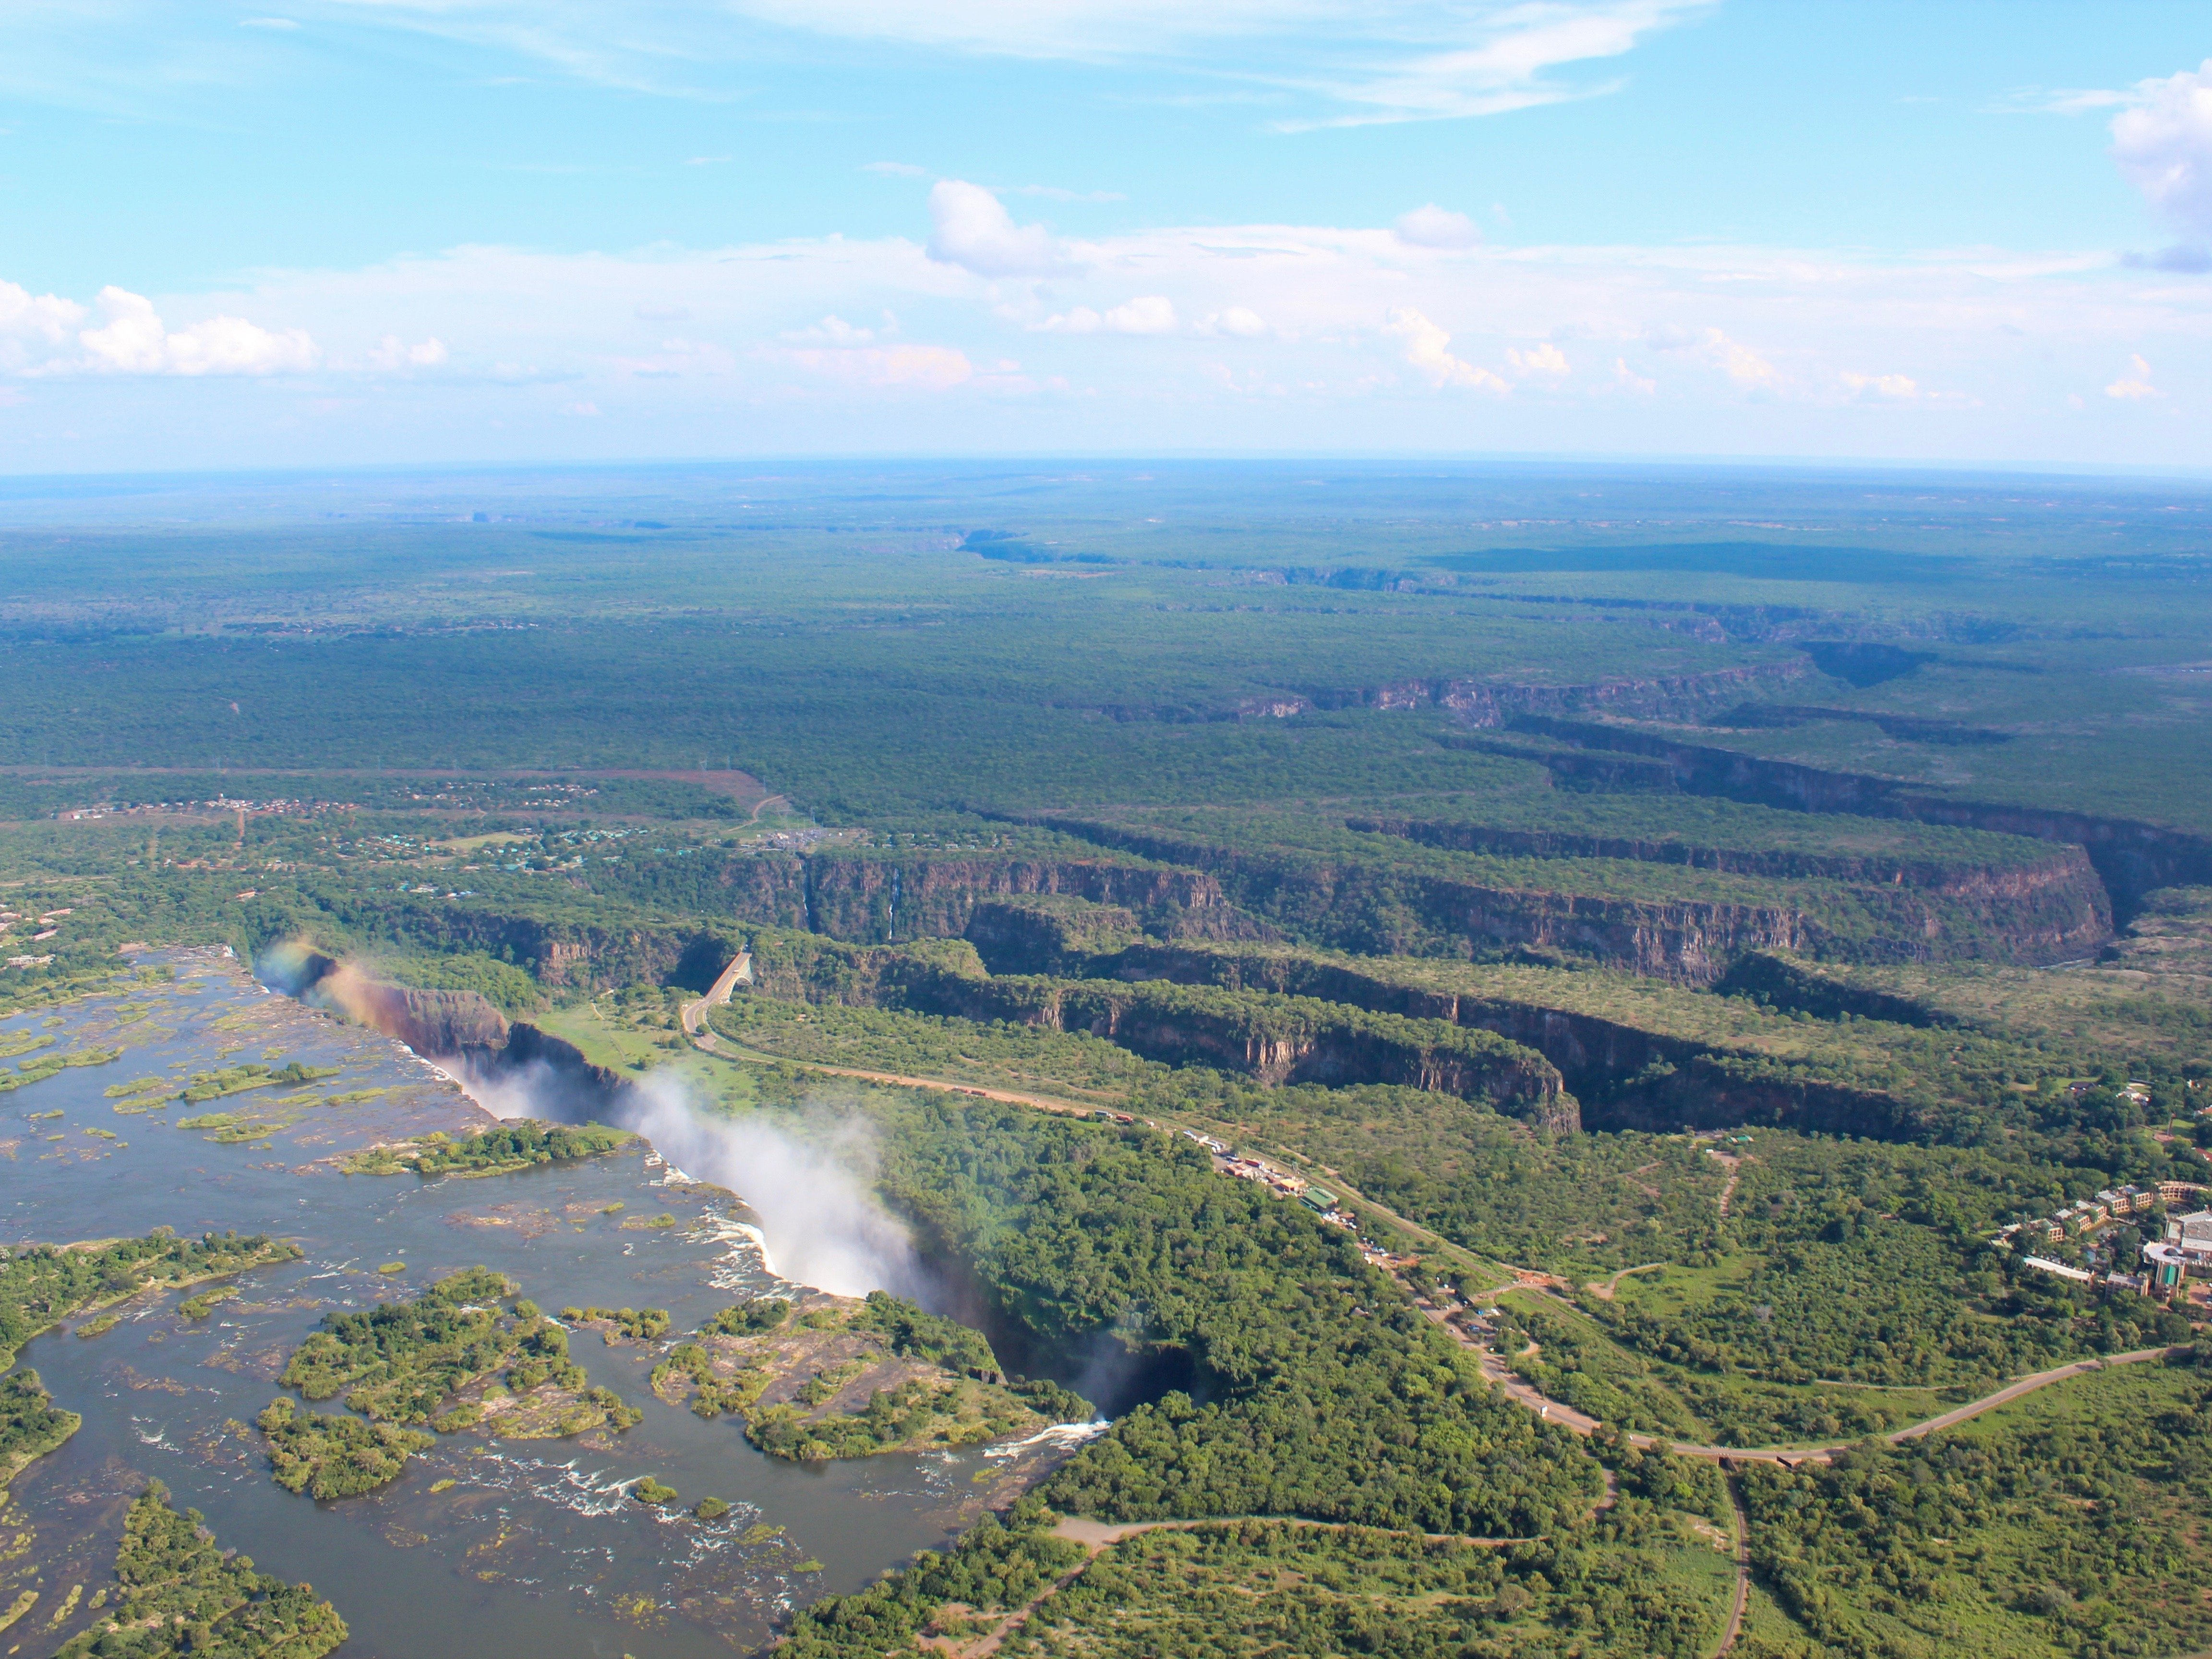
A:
[1384,306,1507,392]
[1508,341,1570,377]
[1287,0,1712,127]
[926,179,1074,277]
[1394,203,1480,249]
[1702,327,1774,386]
[74,287,318,375]
[0,280,86,348]
[2001,85,2140,116]
[2105,353,2159,399]
[783,343,974,388]
[12,212,2212,465]
[2112,60,2212,238]
[367,334,448,369]
[1038,295,1176,334]
[1841,370,1917,400]
[1198,306,1268,337]
[251,0,1706,129]
[1103,294,1176,334]
[784,314,876,343]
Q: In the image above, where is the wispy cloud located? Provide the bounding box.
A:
[1394,203,1480,249]
[1273,0,1711,129]
[110,0,1707,126]
[2104,353,2158,399]
[9,210,2211,464]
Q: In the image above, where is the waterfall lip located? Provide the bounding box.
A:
[983,1419,1112,1457]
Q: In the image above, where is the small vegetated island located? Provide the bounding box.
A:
[0,1231,304,1370]
[651,1290,1091,1461]
[340,1117,633,1178]
[53,1482,347,1659]
[258,1267,643,1499]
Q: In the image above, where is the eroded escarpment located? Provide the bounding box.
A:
[798,853,1255,945]
[570,843,1263,946]
[1035,818,1807,977]
[1343,812,2113,964]
[1066,938,1933,1141]
[1298,658,1811,726]
[1494,716,2212,914]
[260,948,638,1123]
[739,930,1577,1130]
[1032,815,2101,976]
[1032,657,1810,725]
[1344,811,2098,897]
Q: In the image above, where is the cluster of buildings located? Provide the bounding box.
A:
[1994,1184,2158,1248]
[1,906,66,970]
[1991,1178,2212,1302]
[57,795,345,822]
[2143,1209,2212,1297]
[1208,1137,1390,1250]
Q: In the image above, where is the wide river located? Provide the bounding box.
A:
[0,952,1023,1656]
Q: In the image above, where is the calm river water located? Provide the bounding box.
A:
[0,952,1014,1656]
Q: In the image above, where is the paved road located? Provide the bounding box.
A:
[678,950,753,1037]
[682,952,2186,1472]
[1449,1309,2184,1465]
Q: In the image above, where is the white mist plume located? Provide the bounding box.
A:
[454,1056,569,1121]
[623,1073,922,1299]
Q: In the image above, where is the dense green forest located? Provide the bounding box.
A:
[53,1483,349,1659]
[866,1096,1602,1536]
[0,1231,300,1370]
[8,465,2212,1656]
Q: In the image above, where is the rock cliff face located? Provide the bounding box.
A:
[1090,942,1925,1141]
[264,948,514,1054]
[1303,660,1810,726]
[455,1022,635,1124]
[1043,821,1819,980]
[739,932,1575,1130]
[1345,815,2113,964]
[347,984,510,1055]
[800,855,1249,945]
[282,905,745,998]
[1506,717,2212,916]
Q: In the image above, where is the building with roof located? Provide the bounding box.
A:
[2142,1209,2212,1297]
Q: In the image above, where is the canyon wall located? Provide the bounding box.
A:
[1088,941,1928,1141]
[1501,718,2212,915]
[737,931,1575,1130]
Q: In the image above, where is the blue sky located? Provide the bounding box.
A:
[2,0,2210,469]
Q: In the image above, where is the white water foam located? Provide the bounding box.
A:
[983,1420,1113,1458]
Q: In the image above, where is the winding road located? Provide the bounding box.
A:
[682,967,2188,1468]
[679,955,2193,1657]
